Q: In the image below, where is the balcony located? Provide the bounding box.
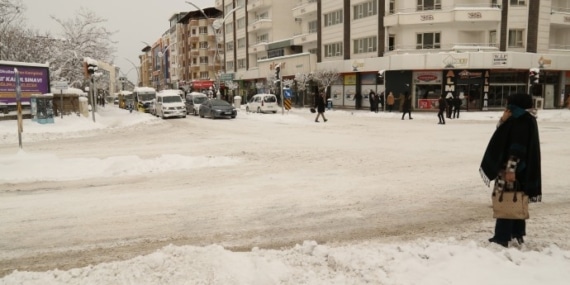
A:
[248,18,272,33]
[384,4,501,27]
[293,0,317,19]
[247,0,269,12]
[550,8,570,26]
[292,32,317,46]
[248,42,268,54]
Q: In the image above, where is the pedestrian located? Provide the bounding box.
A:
[354,92,363,110]
[369,89,375,112]
[446,92,454,118]
[378,92,385,112]
[437,94,446,124]
[387,92,395,112]
[314,92,328,123]
[479,93,542,248]
[452,95,461,118]
[401,92,413,120]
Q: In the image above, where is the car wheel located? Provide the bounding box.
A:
[273,111,277,114]
[231,116,236,119]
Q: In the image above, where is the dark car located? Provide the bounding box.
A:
[199,99,237,119]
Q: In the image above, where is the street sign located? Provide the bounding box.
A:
[220,73,234,81]
[53,81,69,90]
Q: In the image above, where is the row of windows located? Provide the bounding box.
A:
[323,29,524,58]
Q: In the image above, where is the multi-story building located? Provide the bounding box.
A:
[139,46,152,88]
[176,8,224,93]
[213,0,570,109]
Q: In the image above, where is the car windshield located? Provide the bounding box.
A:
[210,99,230,107]
[163,96,182,103]
[194,97,208,104]
[138,93,155,101]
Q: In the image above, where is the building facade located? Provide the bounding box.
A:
[209,0,570,109]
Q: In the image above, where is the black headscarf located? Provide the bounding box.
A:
[479,94,542,201]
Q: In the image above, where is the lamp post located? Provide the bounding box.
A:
[185,1,242,99]
[157,45,172,90]
[124,58,141,87]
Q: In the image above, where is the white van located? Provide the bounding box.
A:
[185,92,208,116]
[246,94,278,113]
[155,90,187,119]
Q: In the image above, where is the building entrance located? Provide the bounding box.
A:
[457,84,482,110]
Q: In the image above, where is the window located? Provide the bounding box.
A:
[226,61,234,70]
[237,17,246,29]
[510,0,525,5]
[416,32,440,49]
[417,0,441,11]
[324,42,343,57]
[308,21,317,34]
[199,41,208,49]
[268,49,284,58]
[354,1,377,20]
[199,71,209,79]
[238,37,246,48]
[257,34,269,44]
[199,56,208,64]
[256,12,268,21]
[199,26,208,34]
[225,22,233,33]
[508,29,524,47]
[489,30,497,47]
[389,0,396,14]
[324,10,343,27]
[237,58,246,69]
[226,41,234,52]
[354,36,377,54]
[224,4,233,16]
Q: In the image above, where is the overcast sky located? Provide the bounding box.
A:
[22,0,213,84]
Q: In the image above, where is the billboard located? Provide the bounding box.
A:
[0,62,50,104]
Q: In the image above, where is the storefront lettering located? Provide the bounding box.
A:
[420,15,434,21]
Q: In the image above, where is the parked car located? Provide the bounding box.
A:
[246,93,278,113]
[199,99,237,119]
[155,90,187,119]
[185,92,208,116]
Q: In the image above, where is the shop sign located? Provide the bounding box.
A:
[443,55,468,68]
[413,71,441,84]
[343,74,357,85]
[538,56,552,68]
[493,53,508,66]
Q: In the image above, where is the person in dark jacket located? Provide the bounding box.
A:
[314,92,328,122]
[354,92,363,110]
[378,92,385,112]
[369,90,375,112]
[437,94,447,124]
[480,93,541,247]
[401,92,413,120]
[452,96,462,118]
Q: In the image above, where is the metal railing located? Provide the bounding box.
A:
[388,3,501,15]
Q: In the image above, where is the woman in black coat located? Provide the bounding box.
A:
[401,92,413,120]
[480,93,541,247]
[314,92,327,122]
[437,94,447,124]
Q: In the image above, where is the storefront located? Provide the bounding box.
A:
[414,71,443,110]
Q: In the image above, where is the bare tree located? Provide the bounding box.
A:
[313,69,340,93]
[0,0,25,60]
[294,72,313,106]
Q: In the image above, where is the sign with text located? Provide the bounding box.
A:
[0,63,50,103]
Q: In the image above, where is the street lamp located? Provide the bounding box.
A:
[124,57,141,87]
[185,1,242,99]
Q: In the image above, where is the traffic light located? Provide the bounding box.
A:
[87,62,98,75]
[529,68,539,85]
[274,64,281,82]
[83,58,98,78]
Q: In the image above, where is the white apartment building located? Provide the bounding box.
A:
[212,0,570,109]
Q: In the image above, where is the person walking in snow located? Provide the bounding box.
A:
[314,92,328,123]
[480,93,542,248]
[401,92,413,120]
[386,91,395,112]
[437,94,447,124]
[452,95,461,119]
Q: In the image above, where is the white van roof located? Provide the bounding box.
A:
[158,89,183,96]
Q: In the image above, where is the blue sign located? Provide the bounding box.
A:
[284,88,292,99]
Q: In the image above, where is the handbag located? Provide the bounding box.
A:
[492,183,529,219]
[310,107,316,113]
